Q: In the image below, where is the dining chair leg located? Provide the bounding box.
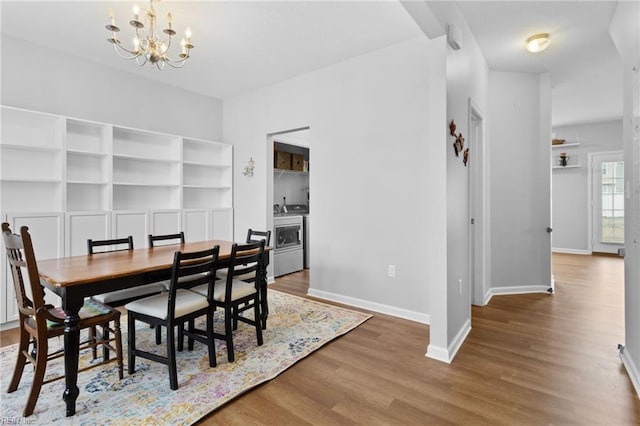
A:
[7,328,29,393]
[254,300,263,346]
[24,339,48,417]
[177,324,184,352]
[232,306,238,330]
[188,319,195,351]
[206,311,216,368]
[90,326,98,360]
[167,323,178,390]
[102,325,110,361]
[224,309,234,362]
[155,325,162,345]
[114,317,124,380]
[127,314,136,375]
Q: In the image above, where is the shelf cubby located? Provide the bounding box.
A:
[66,119,109,154]
[113,127,180,161]
[1,106,63,150]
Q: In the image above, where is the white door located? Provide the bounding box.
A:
[592,152,625,254]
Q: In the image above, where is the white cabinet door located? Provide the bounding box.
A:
[2,212,64,323]
[150,209,182,239]
[112,210,148,249]
[211,208,233,241]
[65,211,111,256]
[183,209,209,242]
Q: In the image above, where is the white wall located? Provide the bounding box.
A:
[224,36,447,325]
[1,36,222,141]
[609,0,640,398]
[489,71,552,293]
[552,120,623,253]
[421,2,490,362]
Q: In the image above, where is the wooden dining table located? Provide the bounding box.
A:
[36,239,270,417]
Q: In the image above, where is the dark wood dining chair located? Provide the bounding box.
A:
[190,240,265,362]
[147,232,186,344]
[125,245,219,390]
[89,237,166,306]
[216,229,270,283]
[1,223,123,417]
[89,236,166,358]
[148,232,186,291]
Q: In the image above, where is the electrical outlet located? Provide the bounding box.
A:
[458,279,463,295]
[388,265,396,278]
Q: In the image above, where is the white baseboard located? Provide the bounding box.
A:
[426,344,450,363]
[306,288,430,324]
[489,285,552,298]
[620,347,640,398]
[552,248,592,255]
[425,318,471,364]
[483,289,493,305]
[0,320,18,331]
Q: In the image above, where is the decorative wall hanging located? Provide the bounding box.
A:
[242,157,255,177]
[454,133,465,157]
[449,120,457,137]
[449,119,468,166]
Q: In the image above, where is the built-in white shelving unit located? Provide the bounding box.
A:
[0,105,234,325]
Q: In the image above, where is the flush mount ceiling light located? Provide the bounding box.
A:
[105,0,194,70]
[525,33,550,53]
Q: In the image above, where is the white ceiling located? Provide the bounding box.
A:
[0,1,625,127]
[453,1,622,127]
[0,1,422,99]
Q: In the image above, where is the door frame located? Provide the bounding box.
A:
[588,150,625,254]
[468,98,488,306]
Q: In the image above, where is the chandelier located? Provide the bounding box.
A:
[105,0,194,70]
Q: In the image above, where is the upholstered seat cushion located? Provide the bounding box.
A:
[190,279,257,302]
[27,298,117,330]
[92,283,166,305]
[125,289,209,320]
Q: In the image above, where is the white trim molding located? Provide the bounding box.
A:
[426,318,472,364]
[307,288,430,324]
[484,285,553,304]
[552,248,592,255]
[620,346,640,398]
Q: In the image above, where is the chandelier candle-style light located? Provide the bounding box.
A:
[106,0,193,69]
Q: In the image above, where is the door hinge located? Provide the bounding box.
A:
[546,227,553,233]
[471,218,475,224]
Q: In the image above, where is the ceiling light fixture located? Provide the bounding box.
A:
[525,33,550,53]
[105,0,194,70]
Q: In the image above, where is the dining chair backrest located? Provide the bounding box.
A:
[148,232,185,248]
[88,236,134,255]
[246,229,271,246]
[223,240,265,295]
[167,246,219,314]
[1,223,45,326]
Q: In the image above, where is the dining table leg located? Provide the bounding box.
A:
[61,291,83,416]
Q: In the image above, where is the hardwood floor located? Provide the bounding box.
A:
[2,254,639,424]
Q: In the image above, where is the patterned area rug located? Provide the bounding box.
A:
[0,289,371,425]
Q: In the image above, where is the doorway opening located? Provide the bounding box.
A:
[468,99,487,307]
[266,128,311,280]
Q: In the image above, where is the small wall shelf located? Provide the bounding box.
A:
[552,142,580,149]
[553,165,581,169]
